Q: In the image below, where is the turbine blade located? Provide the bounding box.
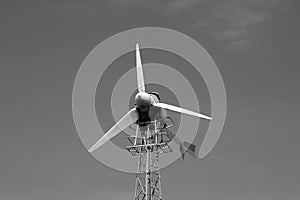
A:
[136,43,145,92]
[88,108,138,153]
[153,102,212,120]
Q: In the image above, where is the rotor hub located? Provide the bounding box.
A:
[135,92,152,111]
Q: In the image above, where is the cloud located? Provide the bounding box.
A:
[191,0,278,50]
[217,11,266,39]
[109,0,201,13]
[109,0,282,51]
[109,0,150,7]
[165,0,200,13]
[168,0,199,8]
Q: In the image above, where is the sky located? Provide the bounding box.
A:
[1,0,300,200]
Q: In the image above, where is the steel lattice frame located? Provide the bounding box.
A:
[126,118,175,200]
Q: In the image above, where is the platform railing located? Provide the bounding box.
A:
[126,117,175,156]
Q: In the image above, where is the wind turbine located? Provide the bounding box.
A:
[89,43,212,200]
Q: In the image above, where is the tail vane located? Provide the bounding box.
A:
[179,144,185,160]
[183,141,196,158]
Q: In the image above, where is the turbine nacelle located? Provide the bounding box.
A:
[135,92,153,111]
